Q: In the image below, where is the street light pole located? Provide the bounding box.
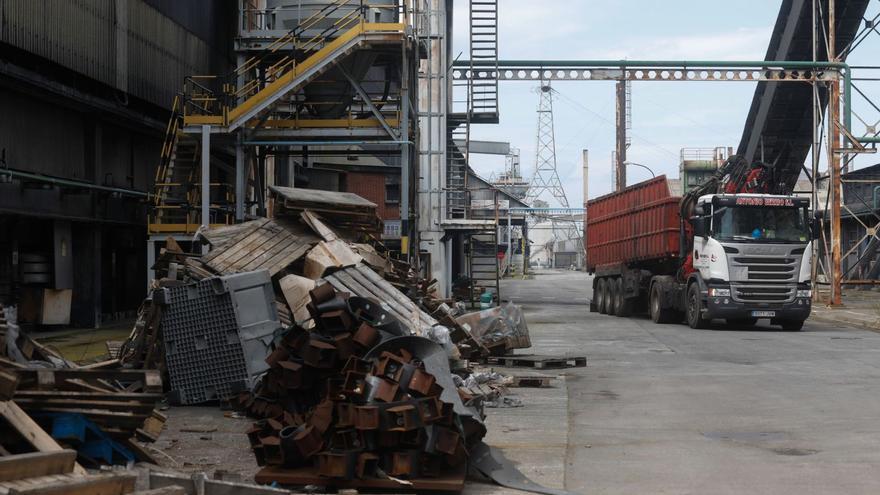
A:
[624,161,656,178]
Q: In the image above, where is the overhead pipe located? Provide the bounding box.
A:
[457,59,876,143]
[0,168,149,198]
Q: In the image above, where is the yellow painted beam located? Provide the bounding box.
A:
[183,115,224,126]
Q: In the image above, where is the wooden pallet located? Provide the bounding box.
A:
[488,354,587,369]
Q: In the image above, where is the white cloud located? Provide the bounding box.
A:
[590,27,773,61]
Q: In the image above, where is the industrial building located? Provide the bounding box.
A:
[0,1,234,327]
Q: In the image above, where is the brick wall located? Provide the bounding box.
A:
[345,172,400,220]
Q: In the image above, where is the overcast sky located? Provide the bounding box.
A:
[451,1,880,207]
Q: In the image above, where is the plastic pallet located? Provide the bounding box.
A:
[160,270,279,405]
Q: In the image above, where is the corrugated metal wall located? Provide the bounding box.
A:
[0,0,218,108]
[0,89,87,179]
[0,88,162,190]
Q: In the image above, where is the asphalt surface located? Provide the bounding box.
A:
[500,269,880,495]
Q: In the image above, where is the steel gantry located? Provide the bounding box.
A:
[452,50,880,304]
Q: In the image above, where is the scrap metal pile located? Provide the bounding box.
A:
[111,188,534,490]
[243,284,485,487]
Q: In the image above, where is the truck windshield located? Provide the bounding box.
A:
[713,206,809,243]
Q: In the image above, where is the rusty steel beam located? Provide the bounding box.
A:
[828,0,844,306]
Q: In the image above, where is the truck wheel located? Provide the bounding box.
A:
[779,319,804,331]
[727,318,757,328]
[686,283,711,329]
[606,278,619,315]
[650,283,674,323]
[596,279,608,314]
[614,278,632,317]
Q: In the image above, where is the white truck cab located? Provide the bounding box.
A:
[688,193,813,330]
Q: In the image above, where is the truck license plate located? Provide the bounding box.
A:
[751,311,776,318]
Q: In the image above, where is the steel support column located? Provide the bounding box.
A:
[828,0,843,305]
[235,137,245,221]
[201,125,211,230]
[615,81,627,191]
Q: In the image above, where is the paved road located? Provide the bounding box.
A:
[502,269,880,495]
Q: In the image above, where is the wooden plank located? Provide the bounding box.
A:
[79,359,120,370]
[211,227,277,273]
[0,401,85,475]
[15,369,162,392]
[220,218,309,272]
[255,465,464,492]
[326,272,412,330]
[131,487,187,495]
[262,239,314,276]
[301,211,339,241]
[352,266,435,329]
[203,219,270,265]
[0,450,76,482]
[344,269,424,330]
[13,398,157,415]
[238,229,297,273]
[0,370,19,402]
[14,390,162,402]
[0,471,136,495]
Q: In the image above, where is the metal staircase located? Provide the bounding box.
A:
[468,231,501,305]
[181,7,405,131]
[150,97,207,234]
[446,117,470,218]
[468,0,499,124]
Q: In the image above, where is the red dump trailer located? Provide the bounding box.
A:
[586,176,681,273]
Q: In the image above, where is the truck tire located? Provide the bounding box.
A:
[778,319,804,331]
[727,318,757,328]
[614,278,632,317]
[686,283,711,329]
[650,283,675,323]
[596,279,608,314]
[606,278,619,315]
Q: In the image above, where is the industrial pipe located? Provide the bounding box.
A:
[0,168,149,198]
[456,59,871,143]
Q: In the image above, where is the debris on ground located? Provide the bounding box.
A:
[455,301,532,355]
[0,189,550,492]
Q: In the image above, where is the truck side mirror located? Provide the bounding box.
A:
[692,216,708,237]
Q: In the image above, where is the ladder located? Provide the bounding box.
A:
[468,0,499,124]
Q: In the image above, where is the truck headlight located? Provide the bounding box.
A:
[797,289,812,298]
[708,288,730,297]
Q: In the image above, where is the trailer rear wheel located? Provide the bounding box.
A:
[614,278,632,317]
[596,278,608,314]
[650,283,675,323]
[686,283,711,329]
[607,278,619,315]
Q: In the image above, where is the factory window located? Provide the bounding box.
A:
[385,182,400,204]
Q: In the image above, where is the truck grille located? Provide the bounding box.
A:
[731,256,798,283]
[731,284,794,303]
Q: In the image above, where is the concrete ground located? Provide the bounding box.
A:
[498,268,880,494]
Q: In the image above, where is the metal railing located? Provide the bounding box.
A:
[184,0,376,120]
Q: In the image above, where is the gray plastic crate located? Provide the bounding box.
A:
[160,270,280,404]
